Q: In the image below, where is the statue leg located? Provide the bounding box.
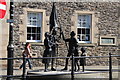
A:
[51,58,56,71]
[44,59,49,72]
[74,59,77,71]
[44,63,48,72]
[51,49,56,71]
[61,54,70,70]
[76,60,80,71]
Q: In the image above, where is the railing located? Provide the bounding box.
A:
[0,53,120,80]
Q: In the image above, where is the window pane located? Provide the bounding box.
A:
[27,27,31,33]
[37,27,41,33]
[86,35,90,41]
[27,34,31,40]
[31,34,35,40]
[86,29,90,34]
[77,35,81,41]
[32,20,37,26]
[78,15,91,28]
[37,34,40,40]
[77,28,81,34]
[101,38,115,44]
[82,34,86,41]
[83,22,86,27]
[82,28,85,34]
[78,16,82,27]
[32,27,36,33]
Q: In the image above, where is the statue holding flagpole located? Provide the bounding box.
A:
[42,2,72,71]
[42,3,58,71]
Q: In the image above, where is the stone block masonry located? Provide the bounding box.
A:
[13,2,120,67]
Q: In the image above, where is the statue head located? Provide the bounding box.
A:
[70,31,76,36]
[81,47,86,53]
[45,32,49,37]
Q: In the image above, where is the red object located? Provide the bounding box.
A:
[0,0,6,19]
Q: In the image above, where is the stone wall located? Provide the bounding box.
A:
[13,2,120,67]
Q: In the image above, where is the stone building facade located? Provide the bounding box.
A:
[1,1,120,67]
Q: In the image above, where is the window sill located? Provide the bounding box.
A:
[78,43,96,47]
[30,42,44,46]
[98,44,118,47]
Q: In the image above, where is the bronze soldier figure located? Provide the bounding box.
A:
[49,33,56,71]
[42,32,56,72]
[42,32,51,72]
[62,31,80,71]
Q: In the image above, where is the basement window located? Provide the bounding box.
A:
[100,36,117,46]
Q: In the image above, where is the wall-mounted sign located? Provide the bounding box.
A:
[0,0,6,19]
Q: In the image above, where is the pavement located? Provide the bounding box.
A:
[0,66,120,80]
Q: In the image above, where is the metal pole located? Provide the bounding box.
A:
[7,0,14,80]
[109,53,112,80]
[22,54,26,80]
[82,58,84,72]
[56,44,58,70]
[71,54,74,80]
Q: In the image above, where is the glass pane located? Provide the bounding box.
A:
[37,27,41,33]
[82,28,85,34]
[37,34,40,40]
[83,22,86,27]
[32,34,35,40]
[27,27,31,33]
[77,28,81,34]
[82,34,86,41]
[33,16,37,20]
[86,15,91,28]
[77,35,81,41]
[27,34,31,40]
[83,15,86,21]
[101,38,114,44]
[78,15,91,28]
[35,34,37,40]
[78,16,82,27]
[32,21,37,26]
[86,35,90,41]
[32,27,36,33]
[86,29,90,34]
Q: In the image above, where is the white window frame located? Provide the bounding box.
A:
[100,36,117,46]
[71,11,98,46]
[77,14,91,43]
[26,12,42,42]
[19,8,48,43]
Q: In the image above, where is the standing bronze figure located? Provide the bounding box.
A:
[49,32,57,71]
[62,31,80,71]
[42,32,51,72]
[42,32,56,71]
[80,47,86,72]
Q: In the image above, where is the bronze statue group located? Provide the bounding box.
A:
[19,3,86,72]
[19,31,86,72]
[42,31,86,72]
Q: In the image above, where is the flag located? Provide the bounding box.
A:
[49,3,58,32]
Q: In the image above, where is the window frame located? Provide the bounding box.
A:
[77,14,92,43]
[26,12,42,42]
[100,36,117,46]
[22,8,47,43]
[73,11,96,44]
